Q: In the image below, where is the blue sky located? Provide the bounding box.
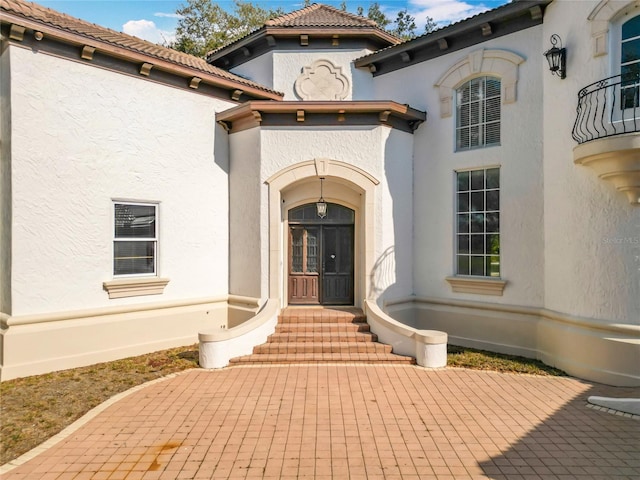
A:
[37,0,510,44]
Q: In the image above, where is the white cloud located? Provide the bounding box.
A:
[122,19,176,45]
[407,0,492,30]
[154,12,183,19]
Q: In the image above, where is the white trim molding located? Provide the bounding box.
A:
[266,158,380,307]
[103,277,170,299]
[588,0,640,57]
[445,276,507,295]
[434,48,525,118]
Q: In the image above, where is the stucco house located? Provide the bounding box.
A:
[1,0,638,385]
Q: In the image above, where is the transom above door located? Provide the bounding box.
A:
[288,203,354,305]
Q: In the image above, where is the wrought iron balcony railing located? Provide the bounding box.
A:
[572,73,640,144]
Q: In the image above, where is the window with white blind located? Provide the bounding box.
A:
[455,168,500,277]
[113,202,157,276]
[456,76,501,150]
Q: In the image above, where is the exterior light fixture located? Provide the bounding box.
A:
[316,177,327,218]
[543,34,566,79]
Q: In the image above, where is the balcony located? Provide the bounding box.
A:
[572,74,640,205]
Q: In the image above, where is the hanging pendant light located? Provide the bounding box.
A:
[316,177,327,218]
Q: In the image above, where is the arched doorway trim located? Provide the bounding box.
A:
[266,158,379,308]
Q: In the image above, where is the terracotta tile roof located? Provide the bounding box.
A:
[0,0,279,95]
[265,3,378,28]
[207,3,399,62]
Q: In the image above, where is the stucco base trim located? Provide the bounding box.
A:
[103,277,171,299]
[381,296,640,387]
[0,298,229,381]
[445,276,506,295]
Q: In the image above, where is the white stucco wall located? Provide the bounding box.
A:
[259,126,415,298]
[1,46,12,316]
[8,47,233,316]
[372,27,546,308]
[542,0,640,324]
[233,49,375,101]
[228,127,264,299]
[229,52,275,92]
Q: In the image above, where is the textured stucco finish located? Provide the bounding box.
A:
[2,0,639,384]
[227,125,415,304]
[233,50,374,100]
[372,27,546,309]
[274,50,375,100]
[261,126,414,300]
[8,47,233,316]
[543,0,640,324]
[0,46,12,316]
[228,128,263,299]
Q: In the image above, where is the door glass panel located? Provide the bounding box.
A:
[291,228,303,273]
[324,228,337,273]
[289,203,354,224]
[306,228,318,273]
[339,228,353,273]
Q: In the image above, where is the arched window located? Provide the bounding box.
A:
[456,76,501,150]
[621,14,640,107]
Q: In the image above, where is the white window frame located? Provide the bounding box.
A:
[455,76,501,151]
[453,166,500,278]
[610,10,640,119]
[112,201,158,278]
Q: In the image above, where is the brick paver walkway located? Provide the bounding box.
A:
[3,366,639,479]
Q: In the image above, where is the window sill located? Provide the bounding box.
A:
[103,277,170,299]
[445,276,506,296]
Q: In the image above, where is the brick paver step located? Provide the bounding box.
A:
[253,341,392,354]
[268,331,378,342]
[229,352,416,364]
[228,307,416,365]
[275,322,372,334]
[277,314,365,324]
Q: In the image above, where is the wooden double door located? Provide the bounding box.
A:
[288,204,354,305]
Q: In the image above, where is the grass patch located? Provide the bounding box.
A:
[0,345,199,465]
[1,344,565,465]
[447,344,567,376]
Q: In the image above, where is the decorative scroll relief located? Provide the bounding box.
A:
[434,49,525,118]
[294,59,350,101]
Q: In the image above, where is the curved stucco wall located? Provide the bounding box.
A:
[371,27,546,309]
[227,125,415,304]
[542,0,640,325]
[8,47,233,316]
[0,46,12,316]
[261,126,414,299]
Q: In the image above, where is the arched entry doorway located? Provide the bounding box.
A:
[288,203,354,305]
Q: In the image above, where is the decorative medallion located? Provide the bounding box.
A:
[294,59,350,101]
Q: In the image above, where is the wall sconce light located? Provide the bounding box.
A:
[316,177,327,218]
[543,34,566,79]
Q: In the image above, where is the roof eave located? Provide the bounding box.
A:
[0,10,282,101]
[217,100,426,133]
[355,0,552,67]
[207,25,399,63]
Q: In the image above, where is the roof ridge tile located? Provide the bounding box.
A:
[265,3,378,28]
